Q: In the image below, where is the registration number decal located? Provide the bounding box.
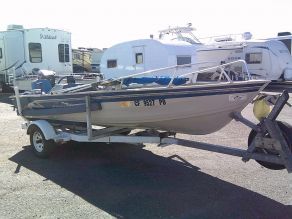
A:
[134,99,167,107]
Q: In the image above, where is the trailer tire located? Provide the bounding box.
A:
[248,121,292,170]
[29,126,56,158]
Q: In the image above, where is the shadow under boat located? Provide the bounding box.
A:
[0,93,14,105]
[10,142,292,219]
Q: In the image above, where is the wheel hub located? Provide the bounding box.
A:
[33,132,44,152]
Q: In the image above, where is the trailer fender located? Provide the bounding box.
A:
[27,120,57,140]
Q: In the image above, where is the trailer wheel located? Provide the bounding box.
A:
[29,126,55,158]
[248,121,292,170]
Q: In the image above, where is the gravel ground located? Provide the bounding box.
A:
[0,92,292,219]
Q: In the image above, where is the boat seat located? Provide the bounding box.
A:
[31,79,52,93]
[122,77,189,86]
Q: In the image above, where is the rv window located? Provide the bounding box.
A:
[107,60,117,68]
[29,43,42,63]
[58,44,70,62]
[177,56,192,66]
[0,48,2,59]
[135,53,143,64]
[245,53,262,64]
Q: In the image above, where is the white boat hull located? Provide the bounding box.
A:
[20,80,268,135]
[54,93,253,134]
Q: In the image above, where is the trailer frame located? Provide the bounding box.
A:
[21,90,292,172]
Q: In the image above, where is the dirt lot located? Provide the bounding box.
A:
[0,92,292,219]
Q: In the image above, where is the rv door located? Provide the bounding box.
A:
[132,46,145,73]
[0,39,7,82]
[244,47,271,79]
[0,39,5,69]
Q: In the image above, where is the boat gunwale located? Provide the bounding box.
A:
[20,80,269,100]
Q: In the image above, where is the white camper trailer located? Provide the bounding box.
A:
[101,25,292,81]
[0,25,72,84]
[100,39,198,79]
[158,25,292,81]
[196,39,292,80]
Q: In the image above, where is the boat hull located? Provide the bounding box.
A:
[19,80,268,135]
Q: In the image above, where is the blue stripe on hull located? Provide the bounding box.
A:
[93,87,260,103]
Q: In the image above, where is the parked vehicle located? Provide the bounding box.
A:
[159,25,292,81]
[99,25,292,81]
[0,24,72,85]
[100,38,198,79]
[197,36,292,81]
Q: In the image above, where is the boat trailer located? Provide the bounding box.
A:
[21,90,292,173]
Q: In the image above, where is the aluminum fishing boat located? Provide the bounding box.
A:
[16,61,269,135]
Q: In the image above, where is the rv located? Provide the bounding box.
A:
[72,47,104,73]
[100,25,292,81]
[72,48,92,73]
[159,25,292,81]
[196,38,292,81]
[0,25,72,84]
[100,39,198,79]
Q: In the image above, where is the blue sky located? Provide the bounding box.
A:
[1,0,291,48]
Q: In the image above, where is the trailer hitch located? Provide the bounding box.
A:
[248,90,292,172]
